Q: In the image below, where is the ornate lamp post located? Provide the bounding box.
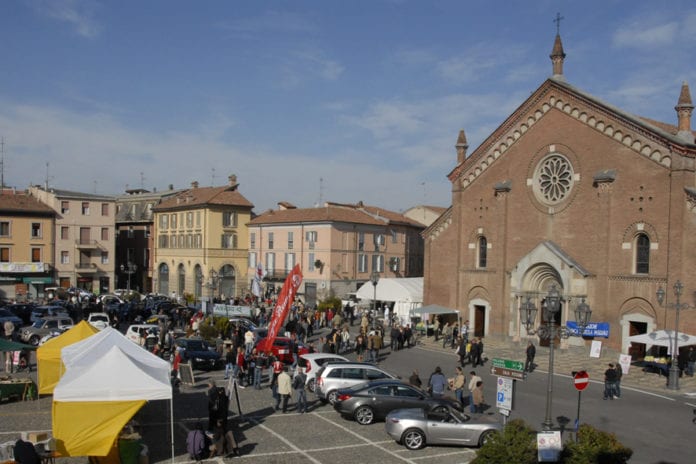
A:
[119,262,137,293]
[370,271,380,330]
[656,280,695,390]
[519,284,592,430]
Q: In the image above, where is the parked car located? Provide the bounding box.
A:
[98,294,125,306]
[4,303,36,325]
[385,406,502,450]
[20,316,74,346]
[298,352,349,393]
[334,379,461,425]
[125,324,159,346]
[174,337,221,370]
[315,362,397,405]
[87,312,110,330]
[230,318,268,339]
[30,305,70,323]
[0,308,23,329]
[254,337,309,364]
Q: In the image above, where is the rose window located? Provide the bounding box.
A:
[534,155,573,204]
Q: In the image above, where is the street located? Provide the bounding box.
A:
[1,326,695,463]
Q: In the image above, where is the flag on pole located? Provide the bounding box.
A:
[251,262,265,298]
[259,264,303,353]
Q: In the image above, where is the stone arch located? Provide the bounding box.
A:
[621,221,659,243]
[618,297,658,354]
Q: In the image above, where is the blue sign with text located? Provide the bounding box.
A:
[566,321,610,338]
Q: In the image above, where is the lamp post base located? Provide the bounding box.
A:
[667,365,680,390]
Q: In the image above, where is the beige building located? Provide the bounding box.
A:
[29,186,116,294]
[404,205,448,228]
[152,176,253,302]
[0,190,56,301]
[248,201,425,306]
[424,33,696,355]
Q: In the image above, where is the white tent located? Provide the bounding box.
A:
[627,329,696,350]
[356,277,423,324]
[53,329,174,460]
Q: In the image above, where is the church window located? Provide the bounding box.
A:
[533,154,574,205]
[635,233,650,274]
[477,236,488,268]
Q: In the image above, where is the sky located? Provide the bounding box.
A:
[1,1,695,214]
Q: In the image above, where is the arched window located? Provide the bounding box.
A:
[478,236,488,268]
[635,233,650,274]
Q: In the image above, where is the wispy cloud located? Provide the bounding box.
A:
[436,43,530,84]
[28,0,101,38]
[217,9,318,37]
[613,20,678,49]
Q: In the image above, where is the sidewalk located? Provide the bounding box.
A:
[416,333,696,397]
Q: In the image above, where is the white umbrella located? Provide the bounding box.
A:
[627,329,696,348]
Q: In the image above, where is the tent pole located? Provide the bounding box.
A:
[170,399,174,463]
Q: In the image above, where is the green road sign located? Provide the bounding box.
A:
[492,358,525,372]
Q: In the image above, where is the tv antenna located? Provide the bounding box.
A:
[0,137,5,190]
[44,162,55,190]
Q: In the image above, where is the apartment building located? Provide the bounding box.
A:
[0,190,56,301]
[29,186,116,294]
[152,176,254,302]
[248,201,425,307]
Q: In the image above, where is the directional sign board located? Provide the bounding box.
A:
[491,358,526,380]
[496,376,513,411]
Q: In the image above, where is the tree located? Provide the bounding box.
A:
[471,419,537,464]
[561,424,632,464]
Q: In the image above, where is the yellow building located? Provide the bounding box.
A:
[0,190,56,301]
[152,176,254,302]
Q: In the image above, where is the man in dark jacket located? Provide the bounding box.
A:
[603,363,618,400]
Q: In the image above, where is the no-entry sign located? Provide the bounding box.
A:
[573,370,590,391]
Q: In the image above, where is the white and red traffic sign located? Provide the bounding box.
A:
[573,370,590,391]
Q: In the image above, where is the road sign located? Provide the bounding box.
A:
[496,376,513,411]
[491,366,526,380]
[492,358,525,371]
[573,370,590,391]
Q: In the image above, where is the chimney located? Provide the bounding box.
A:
[191,181,199,189]
[550,33,566,79]
[168,184,174,190]
[675,81,694,142]
[228,174,238,188]
[455,129,469,163]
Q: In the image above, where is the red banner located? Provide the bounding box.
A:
[259,264,303,353]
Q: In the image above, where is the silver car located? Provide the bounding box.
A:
[315,362,397,404]
[385,407,501,450]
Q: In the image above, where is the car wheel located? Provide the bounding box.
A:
[306,378,316,393]
[478,430,496,447]
[354,406,374,425]
[327,390,339,405]
[402,428,425,450]
[29,335,40,346]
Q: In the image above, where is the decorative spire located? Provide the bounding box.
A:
[550,13,566,78]
[455,129,469,163]
[675,81,694,141]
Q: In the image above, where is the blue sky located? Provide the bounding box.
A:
[1,1,695,213]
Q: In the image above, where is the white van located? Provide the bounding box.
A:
[125,324,159,346]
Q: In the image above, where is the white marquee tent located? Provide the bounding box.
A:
[356,277,423,324]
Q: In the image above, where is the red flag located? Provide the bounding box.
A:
[259,264,303,353]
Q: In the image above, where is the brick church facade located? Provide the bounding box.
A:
[423,33,696,356]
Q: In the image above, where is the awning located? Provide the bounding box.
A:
[412,304,460,315]
[627,330,696,348]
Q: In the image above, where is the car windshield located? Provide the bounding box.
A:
[185,341,206,351]
[0,309,12,316]
[32,319,46,328]
[91,315,108,322]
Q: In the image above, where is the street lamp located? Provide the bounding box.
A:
[370,271,380,330]
[656,280,696,390]
[120,262,137,293]
[519,284,592,430]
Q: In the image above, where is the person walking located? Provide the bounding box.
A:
[472,380,485,413]
[452,366,466,407]
[442,322,452,349]
[293,366,308,413]
[603,363,618,400]
[409,370,422,388]
[224,344,236,380]
[428,366,448,398]
[614,362,623,398]
[468,371,482,413]
[277,366,292,413]
[687,347,696,377]
[525,341,536,372]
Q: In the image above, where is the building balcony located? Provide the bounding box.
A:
[75,239,103,249]
[75,263,98,273]
[265,269,290,281]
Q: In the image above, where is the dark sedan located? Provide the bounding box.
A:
[333,379,462,425]
[174,337,221,370]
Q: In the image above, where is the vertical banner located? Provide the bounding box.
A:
[259,264,303,353]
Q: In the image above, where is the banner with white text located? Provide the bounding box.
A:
[259,264,303,354]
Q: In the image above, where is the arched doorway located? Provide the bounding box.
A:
[177,264,185,299]
[194,265,203,302]
[219,264,236,299]
[521,263,563,347]
[158,263,169,295]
